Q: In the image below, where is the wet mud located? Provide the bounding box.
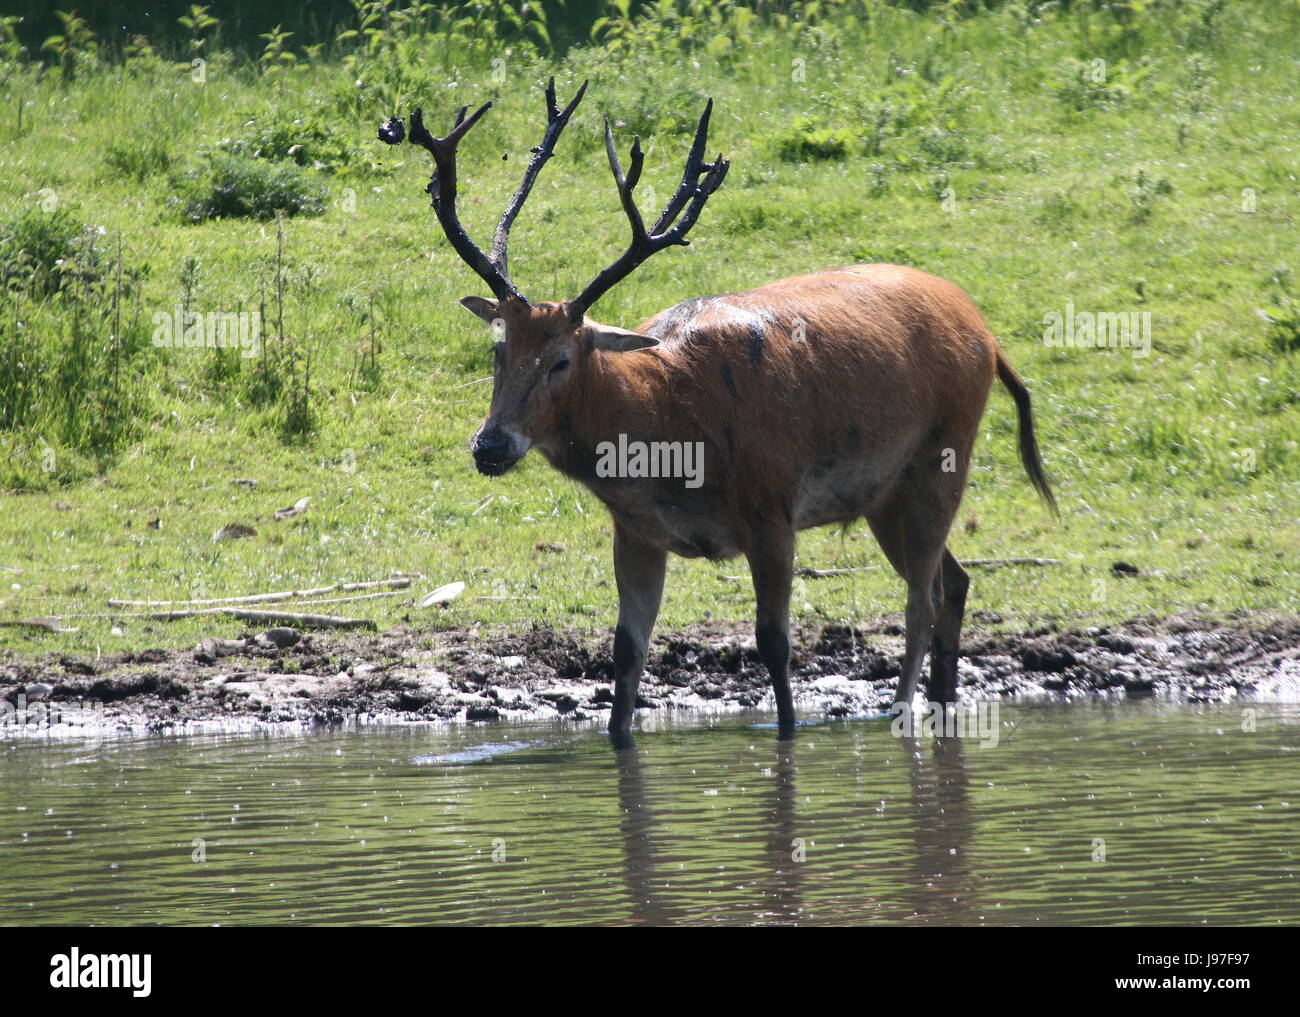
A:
[2,613,1296,736]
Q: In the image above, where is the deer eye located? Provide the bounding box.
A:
[549,358,570,375]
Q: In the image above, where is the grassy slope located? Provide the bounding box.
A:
[0,2,1296,661]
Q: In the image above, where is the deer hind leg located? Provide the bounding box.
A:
[927,549,970,704]
[866,476,962,710]
[746,526,796,740]
[609,524,667,749]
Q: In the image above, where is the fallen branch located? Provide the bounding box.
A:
[719,566,879,582]
[279,590,403,607]
[0,617,77,633]
[723,557,1063,581]
[794,566,879,578]
[108,576,411,608]
[963,557,1063,568]
[27,591,402,624]
[147,608,375,630]
[27,608,372,629]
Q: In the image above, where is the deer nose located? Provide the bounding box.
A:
[471,428,517,476]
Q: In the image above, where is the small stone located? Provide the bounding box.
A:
[1097,633,1135,655]
[213,523,257,542]
[259,627,301,649]
[397,691,431,711]
[1020,643,1077,673]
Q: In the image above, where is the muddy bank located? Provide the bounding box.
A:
[2,614,1297,736]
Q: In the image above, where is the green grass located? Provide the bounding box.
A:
[0,0,1296,660]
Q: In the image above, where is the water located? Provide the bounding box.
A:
[1,702,1297,925]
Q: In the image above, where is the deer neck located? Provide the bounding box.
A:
[539,350,674,482]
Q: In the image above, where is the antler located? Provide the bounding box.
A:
[567,100,729,320]
[381,77,588,305]
[492,77,588,281]
[405,102,512,301]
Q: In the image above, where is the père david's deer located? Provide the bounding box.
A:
[380,80,1057,747]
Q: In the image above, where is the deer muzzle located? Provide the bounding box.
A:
[471,425,529,476]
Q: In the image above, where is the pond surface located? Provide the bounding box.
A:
[1,702,1297,925]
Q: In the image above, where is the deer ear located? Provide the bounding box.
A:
[588,324,660,353]
[459,296,499,323]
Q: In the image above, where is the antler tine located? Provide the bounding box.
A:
[603,119,647,244]
[405,103,520,303]
[568,100,729,319]
[491,78,589,279]
[649,98,720,235]
[657,145,729,246]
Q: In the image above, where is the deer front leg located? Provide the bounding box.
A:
[609,524,667,749]
[747,527,796,740]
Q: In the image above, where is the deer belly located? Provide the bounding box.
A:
[604,493,743,562]
[792,459,888,529]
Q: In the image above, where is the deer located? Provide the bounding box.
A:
[379,79,1057,748]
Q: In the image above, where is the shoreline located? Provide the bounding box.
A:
[2,613,1297,739]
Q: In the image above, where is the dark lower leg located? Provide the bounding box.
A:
[608,527,667,749]
[748,529,796,740]
[927,549,969,704]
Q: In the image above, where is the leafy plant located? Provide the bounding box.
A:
[332,0,554,116]
[258,24,296,85]
[41,9,99,81]
[774,117,855,162]
[1128,168,1173,222]
[104,136,174,181]
[217,110,362,174]
[173,154,328,222]
[1258,295,1300,355]
[0,14,28,83]
[0,205,106,296]
[177,4,219,59]
[1055,57,1152,113]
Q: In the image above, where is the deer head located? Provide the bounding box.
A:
[380,80,728,476]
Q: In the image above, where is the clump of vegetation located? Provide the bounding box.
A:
[582,68,713,139]
[0,205,107,296]
[216,110,362,173]
[775,117,855,162]
[40,9,100,81]
[1128,168,1173,222]
[1259,295,1300,355]
[913,125,972,168]
[345,292,385,392]
[177,3,219,60]
[1054,57,1151,112]
[277,349,316,443]
[257,23,297,85]
[173,154,328,222]
[0,225,148,484]
[104,136,174,181]
[0,14,29,83]
[331,0,555,117]
[1036,190,1080,233]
